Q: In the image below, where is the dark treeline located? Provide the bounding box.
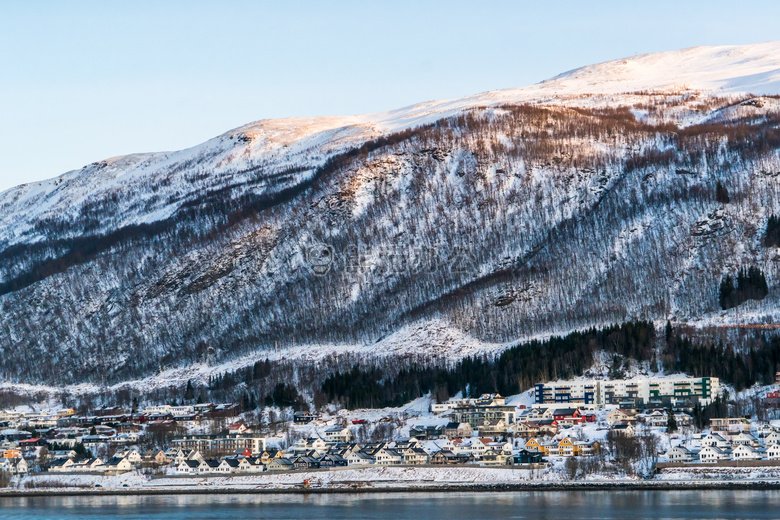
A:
[663,334,780,391]
[715,181,730,204]
[207,359,306,411]
[691,397,730,430]
[766,215,780,248]
[719,266,769,310]
[321,321,656,409]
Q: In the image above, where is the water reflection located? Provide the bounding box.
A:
[1,491,779,519]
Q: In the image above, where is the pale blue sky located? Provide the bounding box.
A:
[1,1,779,191]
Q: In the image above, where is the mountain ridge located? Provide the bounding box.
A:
[2,42,780,388]
[4,41,780,249]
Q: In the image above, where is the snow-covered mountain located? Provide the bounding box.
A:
[3,41,780,386]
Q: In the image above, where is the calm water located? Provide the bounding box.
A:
[1,491,779,519]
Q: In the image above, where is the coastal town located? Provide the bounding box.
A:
[0,373,778,489]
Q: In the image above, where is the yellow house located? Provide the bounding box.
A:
[525,438,545,454]
[153,451,170,465]
[531,437,597,457]
[573,440,600,456]
[556,438,574,457]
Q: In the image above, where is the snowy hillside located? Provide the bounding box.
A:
[2,42,780,386]
[4,42,780,247]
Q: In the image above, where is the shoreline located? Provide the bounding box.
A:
[4,480,780,497]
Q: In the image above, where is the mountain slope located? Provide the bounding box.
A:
[3,42,780,386]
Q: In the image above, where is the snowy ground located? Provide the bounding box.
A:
[12,464,780,494]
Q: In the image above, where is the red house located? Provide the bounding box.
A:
[552,408,583,425]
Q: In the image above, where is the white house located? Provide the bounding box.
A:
[13,458,28,474]
[402,447,429,465]
[528,408,555,420]
[48,458,75,473]
[710,417,749,434]
[346,451,375,466]
[115,449,143,464]
[607,409,635,426]
[665,446,697,462]
[246,457,266,472]
[459,438,490,459]
[167,448,186,464]
[177,460,200,475]
[50,450,78,460]
[0,458,27,475]
[200,460,220,473]
[764,432,780,446]
[324,426,353,443]
[218,459,240,473]
[701,433,731,449]
[699,446,731,463]
[187,450,205,463]
[487,440,513,453]
[104,456,133,473]
[71,457,105,472]
[374,448,403,465]
[731,432,758,447]
[293,437,329,456]
[731,444,764,461]
[611,423,635,437]
[767,444,780,459]
[228,423,251,434]
[754,424,775,438]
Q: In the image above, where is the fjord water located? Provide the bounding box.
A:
[1,491,778,519]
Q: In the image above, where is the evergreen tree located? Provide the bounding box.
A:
[89,426,97,436]
[719,275,735,310]
[73,442,91,459]
[666,408,678,433]
[765,215,780,248]
[720,267,768,309]
[184,380,195,401]
[715,181,730,203]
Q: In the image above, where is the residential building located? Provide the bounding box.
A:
[293,412,318,424]
[732,444,765,461]
[612,423,635,437]
[767,444,780,459]
[665,446,698,462]
[710,417,750,434]
[374,448,403,465]
[318,453,348,467]
[171,434,265,455]
[430,450,460,465]
[701,433,732,449]
[346,451,375,466]
[607,409,636,426]
[402,447,429,465]
[453,395,516,429]
[104,457,133,474]
[534,377,720,407]
[699,446,732,462]
[443,422,473,438]
[514,449,545,465]
[324,426,353,443]
[731,432,758,447]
